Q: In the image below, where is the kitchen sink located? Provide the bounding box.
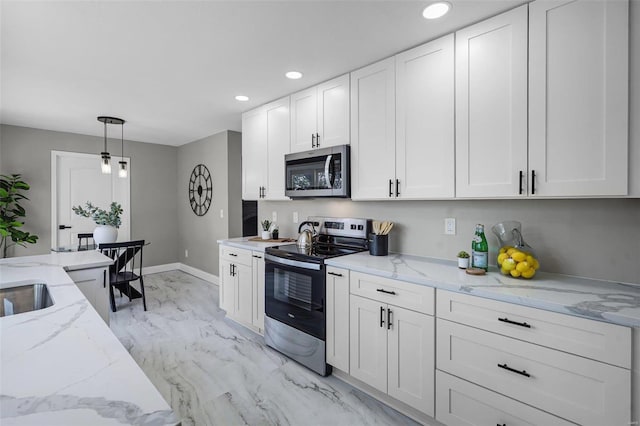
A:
[0,283,53,317]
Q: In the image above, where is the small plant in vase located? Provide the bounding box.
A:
[457,250,470,269]
[260,219,272,240]
[72,202,123,245]
[271,225,279,240]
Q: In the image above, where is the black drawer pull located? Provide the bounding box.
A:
[229,253,238,257]
[328,271,343,277]
[497,363,530,378]
[376,288,396,295]
[498,317,531,328]
[252,255,262,259]
[498,424,506,426]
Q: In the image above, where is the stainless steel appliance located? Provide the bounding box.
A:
[264,217,370,376]
[284,145,350,198]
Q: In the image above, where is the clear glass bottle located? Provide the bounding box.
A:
[472,224,489,271]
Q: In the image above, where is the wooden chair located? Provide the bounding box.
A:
[77,233,95,251]
[98,240,147,312]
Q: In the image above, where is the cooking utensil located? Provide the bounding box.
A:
[372,220,394,235]
[296,221,316,248]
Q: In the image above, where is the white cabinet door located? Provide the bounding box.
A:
[67,267,109,325]
[351,57,396,200]
[290,87,317,153]
[326,267,350,372]
[455,5,528,198]
[317,74,350,149]
[242,108,267,200]
[219,259,235,313]
[264,97,290,200]
[387,305,434,416]
[350,295,388,393]
[396,34,454,199]
[234,262,253,325]
[252,252,265,331]
[528,0,628,196]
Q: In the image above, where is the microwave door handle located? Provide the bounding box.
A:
[324,155,333,188]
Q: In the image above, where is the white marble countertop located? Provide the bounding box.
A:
[325,252,640,328]
[218,236,296,252]
[0,252,179,425]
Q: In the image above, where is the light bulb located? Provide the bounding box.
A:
[101,153,111,174]
[118,161,128,178]
[423,2,451,19]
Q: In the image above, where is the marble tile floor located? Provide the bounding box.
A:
[109,270,428,426]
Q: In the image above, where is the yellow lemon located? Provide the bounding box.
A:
[499,246,510,254]
[510,269,522,278]
[511,252,526,262]
[497,253,508,265]
[506,248,517,256]
[516,261,531,273]
[502,258,516,271]
[526,255,535,264]
[521,268,536,279]
[531,258,540,270]
[500,267,510,275]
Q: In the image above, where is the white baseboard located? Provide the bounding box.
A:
[142,262,218,285]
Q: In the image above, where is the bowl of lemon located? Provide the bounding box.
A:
[497,246,540,279]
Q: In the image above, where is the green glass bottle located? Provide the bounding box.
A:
[471,224,489,271]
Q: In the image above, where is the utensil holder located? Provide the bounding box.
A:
[369,234,388,256]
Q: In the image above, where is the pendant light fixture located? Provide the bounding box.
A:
[118,120,128,178]
[97,116,125,175]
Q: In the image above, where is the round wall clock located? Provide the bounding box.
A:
[188,164,212,216]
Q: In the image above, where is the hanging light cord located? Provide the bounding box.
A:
[121,123,124,158]
[104,121,108,152]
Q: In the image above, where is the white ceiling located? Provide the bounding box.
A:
[1,0,527,146]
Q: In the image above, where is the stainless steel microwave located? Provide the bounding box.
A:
[284,145,350,198]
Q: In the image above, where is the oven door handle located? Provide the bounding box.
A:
[264,253,322,271]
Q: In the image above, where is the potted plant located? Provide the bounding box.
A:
[271,225,279,240]
[260,219,272,240]
[72,202,123,245]
[457,250,470,269]
[0,174,39,258]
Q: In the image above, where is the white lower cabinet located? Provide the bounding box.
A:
[436,370,573,426]
[349,275,435,416]
[326,267,350,372]
[251,251,265,331]
[67,267,110,325]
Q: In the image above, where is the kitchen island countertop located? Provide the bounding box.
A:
[325,251,640,328]
[0,252,179,425]
[217,236,294,252]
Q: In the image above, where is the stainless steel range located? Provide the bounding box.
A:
[264,217,371,376]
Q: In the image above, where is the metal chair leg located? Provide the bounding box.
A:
[139,276,147,311]
[109,283,117,312]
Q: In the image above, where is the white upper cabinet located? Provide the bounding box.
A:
[528,0,629,196]
[290,74,350,153]
[350,58,396,199]
[396,34,455,199]
[455,5,528,198]
[241,97,290,201]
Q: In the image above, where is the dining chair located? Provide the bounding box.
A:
[77,233,95,251]
[98,240,147,312]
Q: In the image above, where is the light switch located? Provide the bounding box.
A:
[293,212,299,223]
[220,209,224,218]
[445,218,456,235]
[272,211,277,222]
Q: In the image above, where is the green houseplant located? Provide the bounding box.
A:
[0,174,39,258]
[72,202,123,245]
[260,219,272,240]
[457,250,470,269]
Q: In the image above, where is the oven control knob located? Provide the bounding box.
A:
[357,225,364,230]
[351,224,356,230]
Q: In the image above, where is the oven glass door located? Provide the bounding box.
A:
[264,258,325,340]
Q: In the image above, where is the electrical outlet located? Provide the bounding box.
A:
[272,211,277,222]
[185,249,188,258]
[293,212,299,223]
[220,209,224,218]
[445,218,456,235]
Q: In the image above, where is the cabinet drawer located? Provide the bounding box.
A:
[435,370,573,426]
[436,319,630,426]
[220,246,252,266]
[436,290,631,368]
[350,271,434,315]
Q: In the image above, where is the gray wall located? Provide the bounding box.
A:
[0,124,179,266]
[177,130,242,276]
[260,198,640,284]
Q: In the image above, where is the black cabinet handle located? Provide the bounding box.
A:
[531,170,536,195]
[316,133,320,147]
[327,271,343,277]
[252,255,262,259]
[380,306,385,328]
[103,270,106,288]
[497,363,531,378]
[518,170,524,195]
[229,253,237,257]
[312,134,316,148]
[389,179,393,197]
[395,179,400,197]
[387,308,392,330]
[58,225,72,230]
[497,424,506,426]
[498,317,531,328]
[376,288,397,295]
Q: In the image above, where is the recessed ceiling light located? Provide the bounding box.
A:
[422,2,451,19]
[235,95,249,102]
[285,71,303,80]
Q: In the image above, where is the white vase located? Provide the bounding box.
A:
[458,257,469,269]
[93,225,118,246]
[261,230,271,240]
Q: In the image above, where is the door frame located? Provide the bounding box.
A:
[51,150,131,248]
